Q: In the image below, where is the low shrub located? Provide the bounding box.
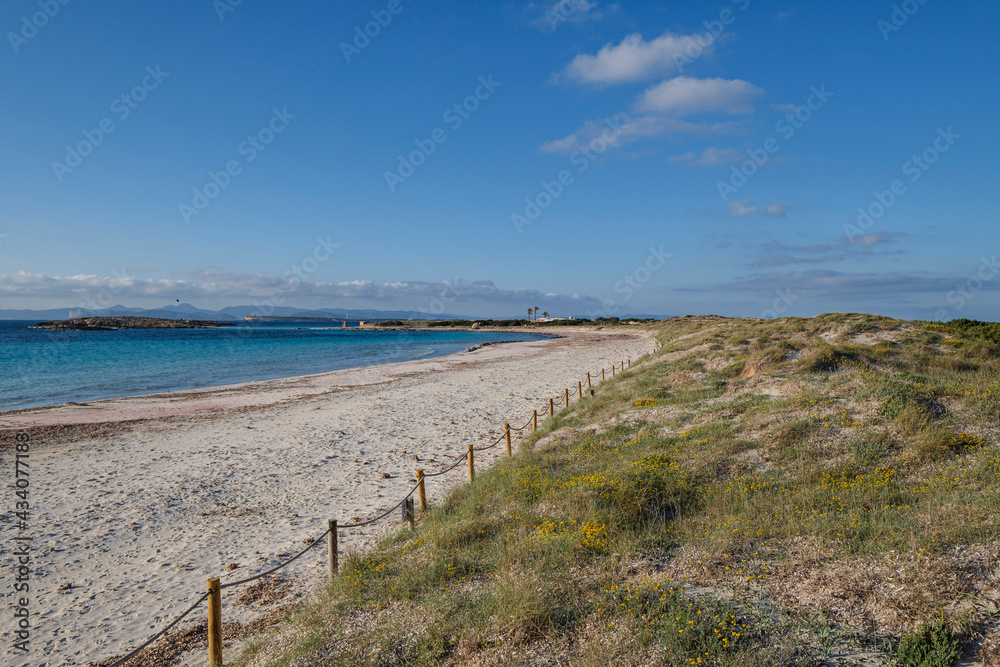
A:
[896,619,962,667]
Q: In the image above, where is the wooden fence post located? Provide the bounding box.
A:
[549,398,554,417]
[533,410,538,431]
[578,381,583,399]
[602,369,605,383]
[207,577,223,667]
[402,498,415,529]
[416,470,427,511]
[467,444,475,482]
[587,372,591,388]
[504,424,511,457]
[612,364,615,378]
[628,358,631,368]
[565,388,569,408]
[328,520,338,578]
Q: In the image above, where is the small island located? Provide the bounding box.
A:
[30,316,237,331]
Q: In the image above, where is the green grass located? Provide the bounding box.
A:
[929,318,1000,346]
[236,315,1000,666]
[897,620,963,667]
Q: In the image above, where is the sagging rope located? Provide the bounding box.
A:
[221,527,332,589]
[105,592,210,667]
[101,358,631,665]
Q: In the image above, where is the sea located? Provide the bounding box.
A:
[0,321,547,412]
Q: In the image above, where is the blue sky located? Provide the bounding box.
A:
[1,0,998,319]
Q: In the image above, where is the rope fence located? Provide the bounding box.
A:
[102,357,633,666]
[105,593,210,667]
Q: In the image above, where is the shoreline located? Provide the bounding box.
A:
[0,328,656,666]
[0,329,556,443]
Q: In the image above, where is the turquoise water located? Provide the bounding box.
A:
[0,321,545,412]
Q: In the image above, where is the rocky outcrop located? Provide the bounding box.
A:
[30,316,236,331]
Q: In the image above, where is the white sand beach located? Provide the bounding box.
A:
[0,328,655,666]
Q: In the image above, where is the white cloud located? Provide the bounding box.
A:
[669,146,745,166]
[529,0,608,32]
[754,232,904,267]
[539,117,627,154]
[724,200,788,218]
[637,76,763,115]
[720,270,971,301]
[764,203,788,217]
[543,75,763,154]
[540,113,741,154]
[561,32,714,85]
[0,271,603,316]
[667,152,696,163]
[727,199,758,217]
[619,113,741,139]
[546,29,765,156]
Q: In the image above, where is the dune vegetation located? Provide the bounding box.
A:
[236,314,1000,666]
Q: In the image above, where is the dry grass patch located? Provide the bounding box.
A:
[237,315,1000,667]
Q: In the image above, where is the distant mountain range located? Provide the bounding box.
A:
[0,303,458,321]
[0,303,668,321]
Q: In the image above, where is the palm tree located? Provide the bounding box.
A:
[526,307,532,321]
[542,311,549,319]
[533,306,539,320]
